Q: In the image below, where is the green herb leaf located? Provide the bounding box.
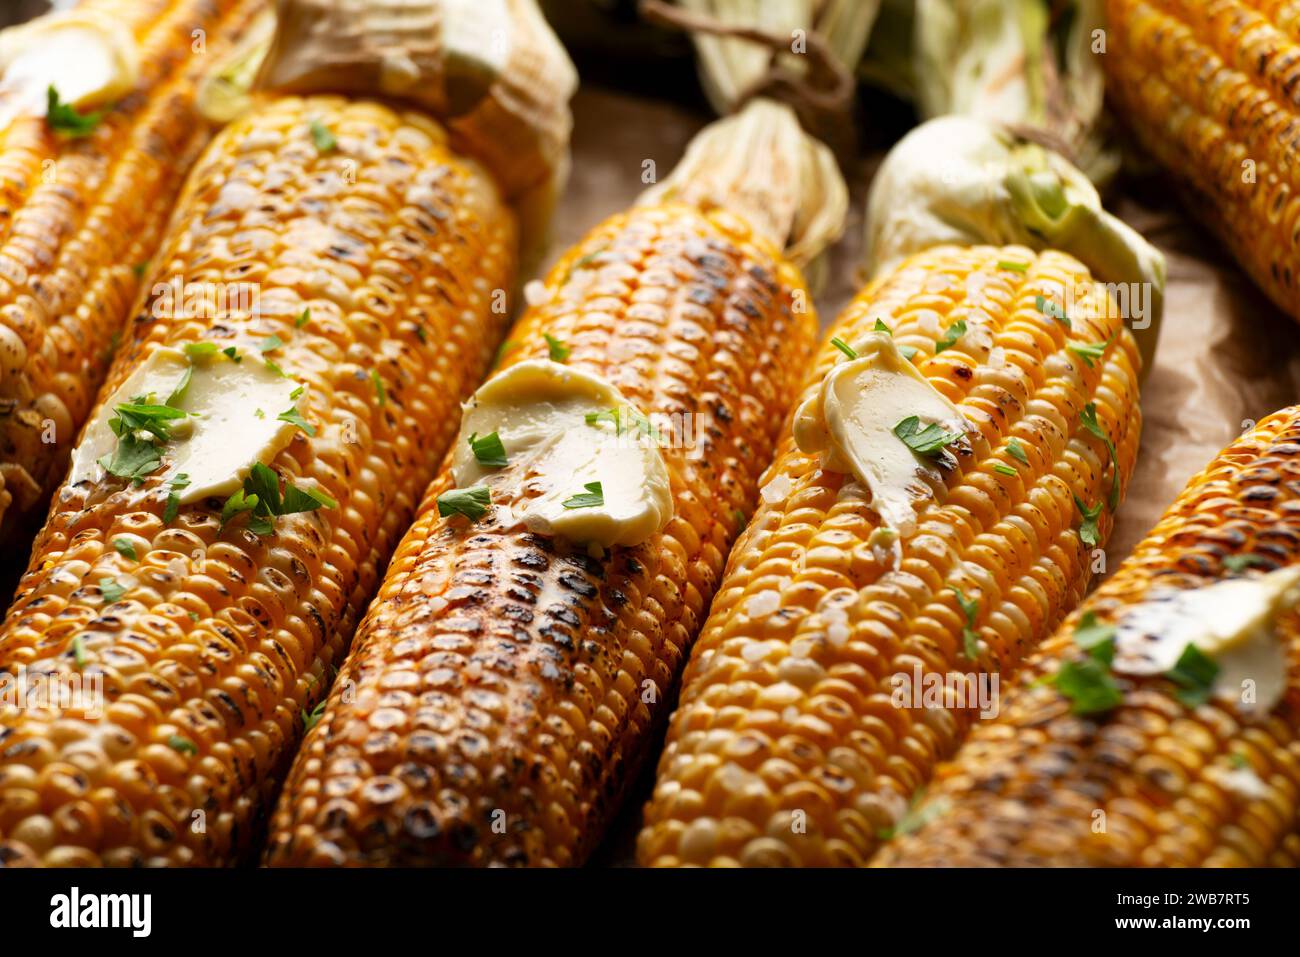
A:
[1067,335,1112,369]
[183,341,219,360]
[1035,294,1071,329]
[46,85,102,138]
[371,369,386,407]
[873,319,892,334]
[302,699,328,732]
[878,790,950,840]
[277,405,316,437]
[949,585,980,659]
[1073,611,1116,665]
[1051,657,1123,715]
[562,481,604,509]
[220,488,259,528]
[72,635,86,669]
[168,735,198,756]
[1006,438,1030,465]
[111,537,137,561]
[935,319,967,354]
[166,365,193,407]
[1166,644,1220,708]
[222,346,242,363]
[1080,403,1121,511]
[997,259,1029,272]
[893,416,963,457]
[1223,553,1265,573]
[163,473,190,524]
[544,333,570,363]
[492,340,518,370]
[468,430,508,468]
[437,485,491,521]
[310,119,337,153]
[296,308,310,328]
[900,345,920,361]
[279,483,337,514]
[830,337,858,359]
[992,463,1017,476]
[100,577,126,603]
[132,261,149,279]
[733,508,747,533]
[1074,495,1103,547]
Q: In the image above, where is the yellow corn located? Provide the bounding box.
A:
[0,95,516,866]
[1103,0,1300,319]
[264,202,818,866]
[637,244,1142,866]
[877,406,1300,867]
[0,0,264,540]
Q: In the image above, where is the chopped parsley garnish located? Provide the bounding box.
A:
[296,308,311,328]
[437,485,491,521]
[46,86,102,138]
[877,790,950,840]
[893,416,963,457]
[468,431,508,468]
[223,346,242,363]
[132,261,149,279]
[1067,335,1113,369]
[111,538,137,561]
[734,508,747,533]
[371,369,386,407]
[1006,438,1029,465]
[830,337,858,359]
[874,319,892,334]
[935,319,967,354]
[1080,402,1120,511]
[1074,495,1102,547]
[289,385,304,401]
[584,406,659,440]
[184,341,219,360]
[414,323,427,343]
[72,635,86,669]
[167,735,198,756]
[1035,294,1071,328]
[310,120,337,153]
[98,398,188,484]
[1223,553,1265,573]
[544,334,570,363]
[166,366,193,406]
[220,463,337,534]
[163,473,190,524]
[1166,644,1219,708]
[997,259,1029,272]
[562,481,604,509]
[1050,656,1123,715]
[900,345,920,361]
[1073,611,1116,663]
[949,585,980,659]
[100,577,126,603]
[302,699,328,732]
[992,462,1017,476]
[277,405,315,436]
[259,335,283,353]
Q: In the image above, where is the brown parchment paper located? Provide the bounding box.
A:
[557,87,1300,863]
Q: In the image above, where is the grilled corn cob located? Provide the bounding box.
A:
[0,94,517,866]
[1102,0,1300,318]
[264,99,845,866]
[0,0,264,540]
[637,244,1141,866]
[877,407,1300,867]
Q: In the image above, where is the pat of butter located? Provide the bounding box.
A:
[1112,565,1300,714]
[793,332,969,537]
[0,14,138,129]
[451,359,673,548]
[69,346,305,504]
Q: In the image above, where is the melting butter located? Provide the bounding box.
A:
[793,332,969,538]
[70,346,305,503]
[0,13,138,129]
[1113,565,1300,714]
[451,359,672,548]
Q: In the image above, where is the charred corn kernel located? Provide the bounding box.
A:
[1103,0,1300,318]
[637,244,1142,867]
[0,94,516,866]
[877,406,1300,868]
[0,0,264,539]
[264,202,819,867]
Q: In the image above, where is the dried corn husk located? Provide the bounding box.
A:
[861,0,1116,187]
[639,97,847,278]
[212,0,575,261]
[668,0,879,116]
[861,115,1164,374]
[196,7,276,123]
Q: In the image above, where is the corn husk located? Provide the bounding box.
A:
[196,7,276,124]
[669,0,880,116]
[861,0,1115,187]
[861,115,1165,375]
[217,0,575,263]
[639,98,847,279]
